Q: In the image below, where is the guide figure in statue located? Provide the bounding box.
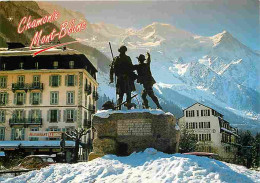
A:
[134,52,162,109]
[110,45,136,110]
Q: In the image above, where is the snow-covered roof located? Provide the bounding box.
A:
[94,109,174,119]
[0,141,75,148]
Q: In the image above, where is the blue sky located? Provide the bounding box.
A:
[54,0,259,50]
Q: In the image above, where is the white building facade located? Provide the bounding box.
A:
[179,103,239,162]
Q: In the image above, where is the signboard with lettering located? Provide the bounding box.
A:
[29,131,62,138]
[117,119,152,136]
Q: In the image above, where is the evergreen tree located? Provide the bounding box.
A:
[179,128,197,153]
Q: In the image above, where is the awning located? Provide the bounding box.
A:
[0,141,76,149]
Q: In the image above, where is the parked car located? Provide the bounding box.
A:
[17,155,56,169]
[183,152,220,160]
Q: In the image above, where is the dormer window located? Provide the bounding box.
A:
[1,63,5,71]
[53,61,58,69]
[69,61,74,69]
[20,62,24,69]
[35,62,39,69]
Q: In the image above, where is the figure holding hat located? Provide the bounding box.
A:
[110,45,136,110]
[134,52,162,109]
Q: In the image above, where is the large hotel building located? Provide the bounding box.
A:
[179,103,240,162]
[0,43,98,161]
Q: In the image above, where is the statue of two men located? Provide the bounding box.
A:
[110,45,162,110]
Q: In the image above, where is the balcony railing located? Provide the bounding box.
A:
[85,85,92,95]
[83,119,91,128]
[12,83,29,92]
[9,118,42,126]
[92,91,99,101]
[12,83,43,92]
[29,83,43,90]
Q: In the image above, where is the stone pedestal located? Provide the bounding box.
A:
[91,109,180,158]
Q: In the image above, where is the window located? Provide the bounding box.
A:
[30,92,41,105]
[15,92,26,105]
[197,110,199,117]
[53,61,58,69]
[18,76,25,86]
[0,110,5,123]
[29,127,39,141]
[69,61,74,69]
[29,110,41,123]
[65,109,75,122]
[47,127,61,140]
[49,110,59,123]
[49,75,61,87]
[2,63,6,70]
[33,75,40,86]
[19,62,24,69]
[35,62,39,69]
[11,128,25,140]
[13,110,25,122]
[67,91,75,104]
[0,92,8,105]
[0,76,7,88]
[50,92,59,105]
[0,127,5,140]
[186,110,195,117]
[66,75,75,86]
[66,126,75,134]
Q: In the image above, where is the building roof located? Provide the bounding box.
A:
[0,46,97,73]
[183,102,222,115]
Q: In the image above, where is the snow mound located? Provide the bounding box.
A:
[95,109,173,118]
[2,149,259,183]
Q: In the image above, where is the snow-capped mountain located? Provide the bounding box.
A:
[37,2,259,132]
[81,22,260,132]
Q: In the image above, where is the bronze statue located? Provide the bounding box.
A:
[134,52,162,109]
[110,45,136,110]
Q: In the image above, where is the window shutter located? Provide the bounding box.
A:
[5,93,8,104]
[58,75,61,86]
[11,128,15,140]
[28,110,32,122]
[29,93,33,104]
[65,75,68,86]
[13,93,17,104]
[23,110,26,119]
[39,93,42,104]
[47,110,50,122]
[49,76,52,86]
[58,110,61,122]
[22,128,25,140]
[73,110,77,122]
[63,110,67,122]
[75,75,78,86]
[23,93,26,104]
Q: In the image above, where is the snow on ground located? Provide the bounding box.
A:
[1,148,259,183]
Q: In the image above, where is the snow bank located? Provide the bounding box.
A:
[2,148,259,183]
[95,109,173,118]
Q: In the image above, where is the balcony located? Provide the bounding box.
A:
[85,85,92,95]
[12,83,43,92]
[29,83,43,91]
[9,118,42,127]
[12,83,29,92]
[92,91,99,101]
[83,119,91,128]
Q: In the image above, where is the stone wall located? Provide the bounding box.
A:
[90,110,180,157]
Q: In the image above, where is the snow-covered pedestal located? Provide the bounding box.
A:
[89,109,180,159]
